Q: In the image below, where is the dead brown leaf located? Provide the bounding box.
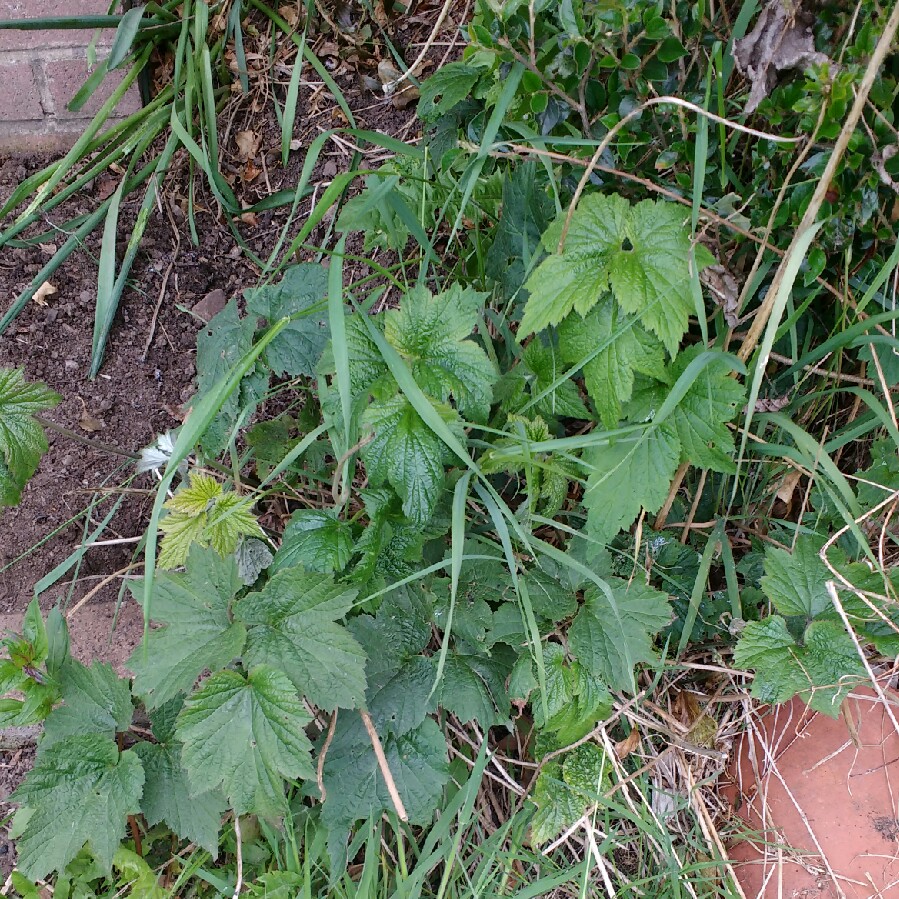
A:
[278,4,301,28]
[775,468,803,509]
[700,263,740,327]
[235,129,261,161]
[96,175,118,200]
[32,281,57,306]
[733,0,828,114]
[242,160,262,183]
[79,410,105,433]
[615,728,641,759]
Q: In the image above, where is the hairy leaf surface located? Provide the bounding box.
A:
[127,546,245,709]
[363,395,462,525]
[734,617,865,716]
[582,427,680,543]
[133,741,225,855]
[271,509,354,574]
[11,735,144,880]
[176,667,315,815]
[569,579,671,692]
[558,300,666,428]
[237,566,366,710]
[246,264,330,377]
[384,285,496,421]
[42,659,132,749]
[0,368,59,506]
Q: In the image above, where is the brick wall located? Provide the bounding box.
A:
[0,0,142,151]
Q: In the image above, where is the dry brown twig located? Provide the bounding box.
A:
[360,708,408,821]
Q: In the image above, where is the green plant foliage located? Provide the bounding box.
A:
[127,546,246,709]
[583,427,681,543]
[734,537,867,716]
[497,339,591,422]
[236,566,366,711]
[569,579,672,693]
[0,367,59,506]
[194,299,265,455]
[557,298,666,429]
[131,738,225,856]
[175,666,315,816]
[271,508,354,574]
[245,263,330,377]
[158,472,264,569]
[510,643,611,747]
[418,62,485,120]
[487,161,554,301]
[41,660,132,750]
[363,394,462,525]
[0,599,59,727]
[11,734,145,880]
[384,285,497,422]
[529,743,610,847]
[519,195,712,352]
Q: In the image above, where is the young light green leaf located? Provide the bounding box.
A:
[519,193,629,335]
[132,741,225,856]
[158,473,264,569]
[21,596,48,665]
[384,285,497,422]
[582,426,680,544]
[127,546,246,709]
[41,659,133,749]
[0,367,60,506]
[271,509,354,574]
[734,617,866,717]
[362,394,463,525]
[246,264,330,377]
[569,578,672,693]
[176,666,315,815]
[11,734,144,880]
[557,299,666,428]
[237,566,366,711]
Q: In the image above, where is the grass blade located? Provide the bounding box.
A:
[90,181,125,376]
[107,4,146,69]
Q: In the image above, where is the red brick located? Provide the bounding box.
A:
[0,0,122,52]
[0,57,41,121]
[44,56,141,119]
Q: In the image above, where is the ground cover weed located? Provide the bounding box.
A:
[4,0,899,895]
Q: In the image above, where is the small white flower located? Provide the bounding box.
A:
[137,431,185,475]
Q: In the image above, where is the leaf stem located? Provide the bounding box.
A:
[35,414,140,461]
